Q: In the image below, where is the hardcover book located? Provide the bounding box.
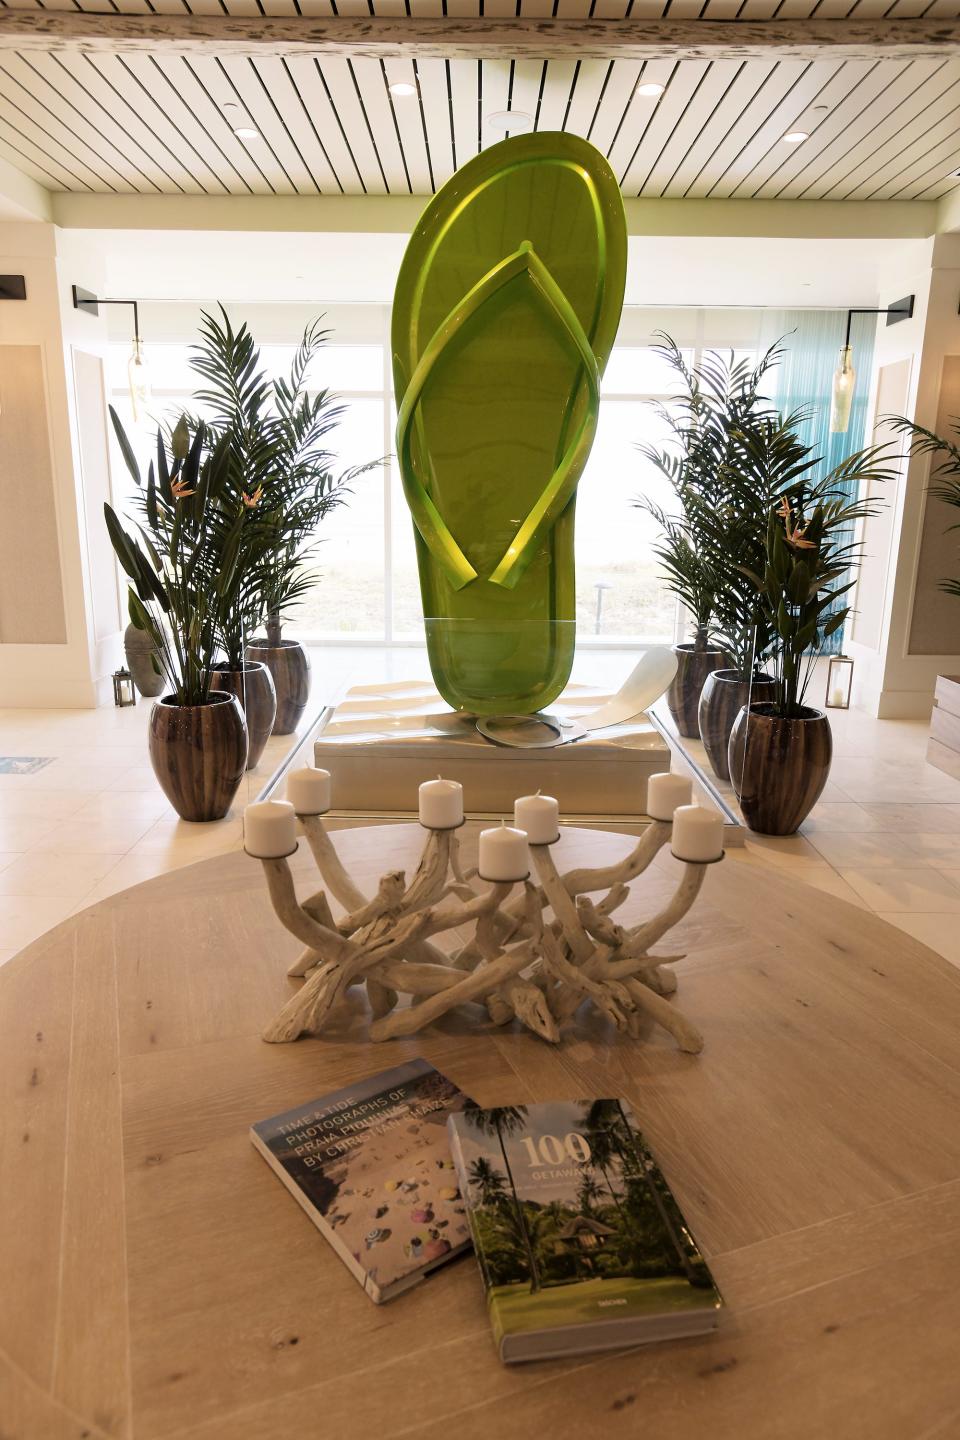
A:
[447,1099,722,1363]
[251,1058,472,1304]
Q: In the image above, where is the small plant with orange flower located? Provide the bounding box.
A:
[738,459,893,718]
[104,414,246,708]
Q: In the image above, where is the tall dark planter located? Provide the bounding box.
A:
[698,669,777,782]
[244,639,311,735]
[728,702,832,836]
[210,661,277,771]
[666,643,726,738]
[148,692,248,822]
[124,622,165,698]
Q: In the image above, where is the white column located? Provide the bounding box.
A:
[848,235,960,719]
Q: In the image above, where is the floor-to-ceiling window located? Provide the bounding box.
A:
[108,301,830,650]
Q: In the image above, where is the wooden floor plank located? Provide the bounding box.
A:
[0,934,75,1391]
[52,913,130,1438]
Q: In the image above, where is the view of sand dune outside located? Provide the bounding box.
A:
[108,338,718,646]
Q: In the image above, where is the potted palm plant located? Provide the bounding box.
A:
[641,509,725,737]
[696,402,815,780]
[635,338,776,737]
[190,308,369,736]
[104,414,249,821]
[184,314,280,768]
[207,545,277,770]
[729,454,891,834]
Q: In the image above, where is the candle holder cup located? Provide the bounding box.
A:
[251,804,722,1054]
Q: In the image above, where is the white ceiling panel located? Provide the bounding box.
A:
[790,59,957,200]
[619,60,712,194]
[415,56,456,190]
[313,56,391,194]
[687,58,809,198]
[0,5,957,203]
[587,56,646,160]
[350,55,418,191]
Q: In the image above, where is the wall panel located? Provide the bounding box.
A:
[73,349,121,647]
[908,353,960,654]
[0,344,67,645]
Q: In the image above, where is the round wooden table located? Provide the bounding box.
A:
[4,823,960,1440]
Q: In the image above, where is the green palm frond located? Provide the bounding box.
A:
[633,336,790,665]
[185,306,382,660]
[634,333,894,701]
[883,412,960,598]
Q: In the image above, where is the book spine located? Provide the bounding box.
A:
[249,1127,385,1304]
[447,1124,493,1294]
[447,1120,506,1357]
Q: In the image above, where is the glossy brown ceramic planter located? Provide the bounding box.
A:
[666,643,726,738]
[244,639,311,736]
[210,661,277,771]
[123,622,165,698]
[148,692,248,823]
[698,669,777,782]
[728,702,833,836]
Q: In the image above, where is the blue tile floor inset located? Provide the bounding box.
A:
[0,757,55,775]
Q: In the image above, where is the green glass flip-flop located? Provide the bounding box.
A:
[392,132,627,715]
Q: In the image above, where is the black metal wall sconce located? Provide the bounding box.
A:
[72,285,151,420]
[830,295,915,434]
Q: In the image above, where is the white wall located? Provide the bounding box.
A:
[0,221,120,708]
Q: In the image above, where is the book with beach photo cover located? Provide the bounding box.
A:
[448,1099,723,1363]
[250,1059,472,1304]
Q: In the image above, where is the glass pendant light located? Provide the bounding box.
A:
[829,344,855,434]
[71,287,152,422]
[128,336,151,423]
[828,297,913,436]
[128,302,151,423]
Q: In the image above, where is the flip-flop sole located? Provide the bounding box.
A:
[393,132,626,715]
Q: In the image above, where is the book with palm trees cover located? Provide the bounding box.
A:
[250,1059,472,1304]
[447,1099,722,1363]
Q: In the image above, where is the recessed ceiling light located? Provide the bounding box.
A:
[389,81,417,98]
[782,131,809,145]
[486,109,533,135]
[635,82,666,98]
[222,101,259,139]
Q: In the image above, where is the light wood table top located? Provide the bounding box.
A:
[4,823,960,1440]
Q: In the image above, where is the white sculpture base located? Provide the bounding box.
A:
[251,815,712,1053]
[312,681,671,819]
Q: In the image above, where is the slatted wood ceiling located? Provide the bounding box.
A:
[0,3,958,200]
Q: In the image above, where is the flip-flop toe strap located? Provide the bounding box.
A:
[396,241,601,592]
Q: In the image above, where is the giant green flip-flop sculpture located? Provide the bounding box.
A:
[393,132,627,715]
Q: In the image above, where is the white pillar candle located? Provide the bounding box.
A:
[418,776,464,829]
[514,791,560,845]
[479,822,530,881]
[671,805,724,863]
[286,765,332,815]
[646,772,694,821]
[244,800,297,859]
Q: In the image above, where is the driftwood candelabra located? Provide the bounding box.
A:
[250,810,716,1053]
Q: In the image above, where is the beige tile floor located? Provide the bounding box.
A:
[0,646,955,971]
